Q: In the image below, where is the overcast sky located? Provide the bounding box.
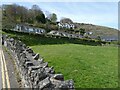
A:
[1,0,119,29]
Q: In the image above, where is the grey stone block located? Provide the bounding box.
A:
[28,66,41,71]
[56,80,74,89]
[53,74,64,81]
[9,38,14,42]
[40,62,48,68]
[20,52,26,58]
[33,53,39,60]
[26,48,33,53]
[25,61,34,67]
[38,58,44,64]
[45,67,55,74]
[38,77,51,89]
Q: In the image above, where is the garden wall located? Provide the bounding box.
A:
[2,35,74,89]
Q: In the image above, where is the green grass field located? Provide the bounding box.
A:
[31,44,118,88]
[3,30,118,88]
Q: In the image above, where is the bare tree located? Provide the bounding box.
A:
[60,17,73,23]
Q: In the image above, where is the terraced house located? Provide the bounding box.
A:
[14,24,46,34]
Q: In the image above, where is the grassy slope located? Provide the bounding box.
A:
[31,44,118,88]
[74,23,118,37]
[3,31,118,88]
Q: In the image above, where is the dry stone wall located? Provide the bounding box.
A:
[2,35,74,89]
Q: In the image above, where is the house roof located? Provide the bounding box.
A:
[58,22,74,26]
[16,24,45,31]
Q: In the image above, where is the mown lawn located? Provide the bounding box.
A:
[3,31,118,88]
[31,44,118,88]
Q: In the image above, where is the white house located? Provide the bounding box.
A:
[58,22,75,29]
[47,30,82,39]
[14,24,46,34]
[48,31,62,36]
[88,32,93,35]
[84,32,93,36]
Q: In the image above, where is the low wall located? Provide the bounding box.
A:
[2,35,74,89]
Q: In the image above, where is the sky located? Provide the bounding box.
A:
[1,0,119,29]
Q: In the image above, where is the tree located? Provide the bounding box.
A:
[2,4,24,29]
[17,5,28,22]
[45,21,51,32]
[35,13,46,24]
[79,28,85,36]
[27,9,34,23]
[45,18,51,23]
[96,36,101,41]
[45,12,57,23]
[31,5,43,16]
[2,4,18,22]
[3,4,29,23]
[49,13,57,22]
[60,17,73,23]
[31,5,41,11]
[31,5,46,24]
[2,4,47,28]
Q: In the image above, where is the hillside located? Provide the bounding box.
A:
[74,23,118,37]
[2,4,118,39]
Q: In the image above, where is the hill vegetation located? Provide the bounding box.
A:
[74,23,118,37]
[2,4,118,38]
[2,4,58,32]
